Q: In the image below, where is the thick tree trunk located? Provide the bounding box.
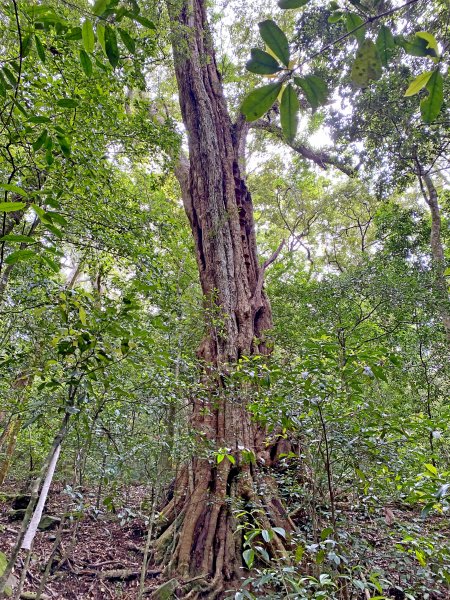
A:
[157,0,292,596]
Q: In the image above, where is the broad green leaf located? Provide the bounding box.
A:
[96,23,106,54]
[0,74,6,97]
[118,28,135,53]
[41,255,59,273]
[22,34,33,58]
[56,135,71,157]
[132,15,156,29]
[5,249,36,264]
[295,544,304,562]
[32,129,48,152]
[351,39,382,87]
[346,12,365,43]
[416,31,439,55]
[420,70,443,123]
[28,116,51,123]
[242,548,254,568]
[57,98,78,108]
[278,0,309,8]
[246,49,282,75]
[80,50,93,77]
[376,25,395,66]
[0,234,34,243]
[105,25,120,68]
[93,0,108,16]
[241,83,283,121]
[272,526,286,538]
[261,529,272,542]
[82,20,95,53]
[0,552,8,577]
[294,75,328,109]
[44,223,63,239]
[3,66,17,87]
[404,71,433,96]
[0,202,26,212]
[424,462,438,476]
[258,20,290,67]
[395,35,437,59]
[328,11,343,23]
[65,27,82,40]
[280,83,299,141]
[0,184,27,196]
[79,306,87,325]
[34,35,46,63]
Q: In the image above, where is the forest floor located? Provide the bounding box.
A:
[0,482,449,599]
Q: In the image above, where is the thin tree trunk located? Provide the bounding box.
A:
[0,415,68,595]
[156,1,292,596]
[417,166,450,341]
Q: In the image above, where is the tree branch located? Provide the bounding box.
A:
[250,120,355,176]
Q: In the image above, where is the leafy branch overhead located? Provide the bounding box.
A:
[241,0,446,141]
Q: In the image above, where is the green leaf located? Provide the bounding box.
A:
[395,34,437,58]
[294,75,328,109]
[82,20,95,53]
[421,501,435,518]
[80,50,93,77]
[96,23,106,54]
[217,453,225,464]
[0,74,6,98]
[376,25,395,67]
[420,70,443,123]
[118,28,135,53]
[246,49,282,75]
[132,15,156,28]
[242,548,254,568]
[278,0,310,8]
[272,526,286,538]
[261,529,272,542]
[295,544,304,562]
[346,12,365,43]
[32,129,48,152]
[351,39,382,87]
[0,202,26,212]
[280,83,299,142]
[258,20,290,67]
[57,98,79,108]
[41,255,59,273]
[65,27,82,40]
[241,83,282,121]
[22,34,33,58]
[5,249,36,264]
[44,223,63,239]
[416,31,439,55]
[105,25,120,68]
[404,71,433,97]
[0,234,34,243]
[56,135,71,157]
[28,116,51,123]
[424,462,438,476]
[34,34,46,63]
[3,66,17,87]
[328,11,343,23]
[93,0,108,16]
[0,183,27,197]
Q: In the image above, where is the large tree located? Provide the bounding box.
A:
[155,0,291,595]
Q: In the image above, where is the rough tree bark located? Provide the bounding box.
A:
[156,0,293,597]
